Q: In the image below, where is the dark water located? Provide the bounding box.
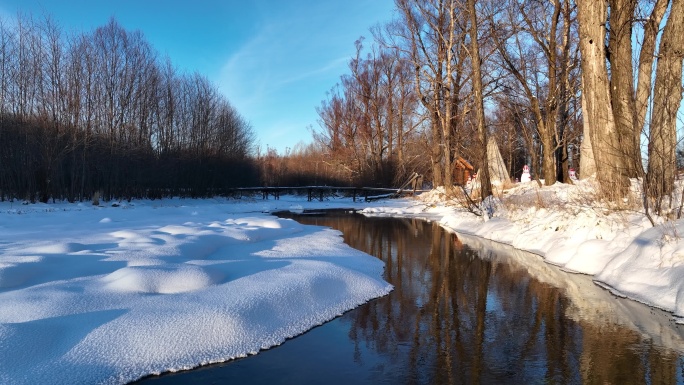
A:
[137,212,684,384]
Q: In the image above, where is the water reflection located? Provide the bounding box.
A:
[137,212,684,384]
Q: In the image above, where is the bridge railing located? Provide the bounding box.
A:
[229,186,428,202]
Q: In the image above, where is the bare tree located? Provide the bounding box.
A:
[314,38,423,186]
[491,0,578,185]
[0,15,257,201]
[577,0,630,196]
[467,0,493,199]
[646,0,684,209]
[577,0,683,214]
[393,0,473,192]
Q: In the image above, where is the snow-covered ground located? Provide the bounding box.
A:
[0,196,394,385]
[4,179,684,384]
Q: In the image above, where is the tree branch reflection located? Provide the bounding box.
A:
[285,212,684,385]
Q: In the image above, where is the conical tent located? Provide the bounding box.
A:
[485,137,510,185]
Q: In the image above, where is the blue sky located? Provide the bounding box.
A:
[0,0,397,154]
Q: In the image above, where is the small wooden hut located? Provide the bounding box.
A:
[453,157,474,185]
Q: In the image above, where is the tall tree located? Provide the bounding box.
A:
[467,0,493,199]
[607,0,670,181]
[394,0,471,192]
[646,0,684,205]
[576,0,629,196]
[607,0,641,178]
[577,0,683,210]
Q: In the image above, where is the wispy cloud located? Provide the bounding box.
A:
[274,56,349,88]
[216,0,396,152]
[218,3,359,112]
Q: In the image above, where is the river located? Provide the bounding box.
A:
[137,211,684,384]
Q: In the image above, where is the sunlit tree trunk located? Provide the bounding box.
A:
[579,80,596,179]
[646,0,684,201]
[635,0,669,136]
[468,0,492,199]
[577,0,629,196]
[608,0,642,178]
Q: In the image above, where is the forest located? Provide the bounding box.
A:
[0,16,257,203]
[296,0,585,191]
[1,0,683,217]
[299,0,682,219]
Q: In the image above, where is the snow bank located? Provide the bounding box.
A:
[456,231,684,349]
[0,197,391,385]
[361,179,684,321]
[596,222,684,313]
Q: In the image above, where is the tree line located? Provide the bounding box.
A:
[309,0,584,192]
[0,15,257,203]
[1,2,681,213]
[294,0,683,217]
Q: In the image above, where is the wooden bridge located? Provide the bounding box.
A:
[231,185,427,202]
[233,172,426,202]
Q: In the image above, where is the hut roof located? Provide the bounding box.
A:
[455,157,474,170]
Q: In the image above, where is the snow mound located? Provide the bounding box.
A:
[102,264,223,294]
[289,204,304,213]
[229,216,285,229]
[0,261,40,289]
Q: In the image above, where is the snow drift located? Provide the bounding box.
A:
[0,198,392,385]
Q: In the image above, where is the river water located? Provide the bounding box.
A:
[137,211,684,384]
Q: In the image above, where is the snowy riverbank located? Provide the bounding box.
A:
[362,178,684,323]
[0,196,393,385]
[2,181,684,384]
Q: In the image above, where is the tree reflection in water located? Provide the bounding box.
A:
[292,212,683,385]
[138,212,684,385]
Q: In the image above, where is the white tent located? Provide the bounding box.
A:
[484,137,511,185]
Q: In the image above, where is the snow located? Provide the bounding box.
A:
[5,177,684,384]
[0,197,392,385]
[361,177,684,325]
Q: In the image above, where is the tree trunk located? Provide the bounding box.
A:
[468,0,492,200]
[608,0,642,178]
[635,0,669,140]
[646,0,684,201]
[577,0,629,196]
[579,56,596,179]
[541,125,556,185]
[442,2,457,194]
